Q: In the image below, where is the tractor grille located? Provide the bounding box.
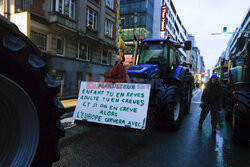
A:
[128,73,147,79]
[127,66,144,71]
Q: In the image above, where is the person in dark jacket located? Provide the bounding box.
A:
[199,74,222,133]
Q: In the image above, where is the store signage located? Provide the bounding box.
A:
[160,5,167,32]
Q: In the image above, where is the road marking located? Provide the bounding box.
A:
[192,101,201,104]
[192,88,201,97]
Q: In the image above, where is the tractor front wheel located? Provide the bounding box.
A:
[155,85,184,131]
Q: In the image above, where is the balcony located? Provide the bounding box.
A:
[86,26,98,40]
[49,12,77,32]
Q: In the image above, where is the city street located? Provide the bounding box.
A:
[53,89,250,167]
[1,0,249,166]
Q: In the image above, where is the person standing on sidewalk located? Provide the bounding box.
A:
[199,74,222,133]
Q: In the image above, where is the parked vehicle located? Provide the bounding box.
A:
[222,37,250,145]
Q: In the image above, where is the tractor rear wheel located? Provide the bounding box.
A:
[0,25,65,166]
[232,88,250,146]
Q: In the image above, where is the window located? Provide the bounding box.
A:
[52,0,75,19]
[57,38,64,55]
[86,8,97,30]
[30,31,47,51]
[106,0,113,9]
[105,19,113,38]
[78,43,91,61]
[101,51,111,65]
[139,43,167,64]
[169,47,178,67]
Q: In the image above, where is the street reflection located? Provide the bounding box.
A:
[215,132,225,167]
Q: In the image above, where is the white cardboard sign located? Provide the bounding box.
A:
[73,82,151,130]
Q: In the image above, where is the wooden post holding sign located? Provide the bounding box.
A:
[73,82,151,130]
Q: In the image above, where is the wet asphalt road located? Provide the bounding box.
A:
[53,89,250,167]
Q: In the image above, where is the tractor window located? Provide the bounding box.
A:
[139,42,168,64]
[169,47,178,68]
[177,51,181,64]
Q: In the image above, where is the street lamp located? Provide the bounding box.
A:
[211,27,250,35]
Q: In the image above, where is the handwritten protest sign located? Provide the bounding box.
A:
[73,82,151,130]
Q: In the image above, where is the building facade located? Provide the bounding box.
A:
[187,34,205,73]
[189,47,199,72]
[1,0,119,97]
[215,8,249,70]
[227,9,249,58]
[200,56,205,73]
[207,69,211,81]
[152,0,188,62]
[187,34,196,48]
[120,0,154,54]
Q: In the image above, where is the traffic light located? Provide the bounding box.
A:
[223,27,227,34]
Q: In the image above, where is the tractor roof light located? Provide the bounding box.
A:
[167,34,171,39]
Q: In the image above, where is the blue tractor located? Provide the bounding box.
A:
[127,37,193,131]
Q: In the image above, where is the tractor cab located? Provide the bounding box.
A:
[127,38,191,80]
[228,37,250,84]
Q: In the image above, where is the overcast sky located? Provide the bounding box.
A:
[173,0,249,70]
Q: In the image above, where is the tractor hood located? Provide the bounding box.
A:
[127,64,160,78]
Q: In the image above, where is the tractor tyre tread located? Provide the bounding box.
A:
[0,30,65,167]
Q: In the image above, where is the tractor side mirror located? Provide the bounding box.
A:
[184,41,192,50]
[220,58,225,66]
